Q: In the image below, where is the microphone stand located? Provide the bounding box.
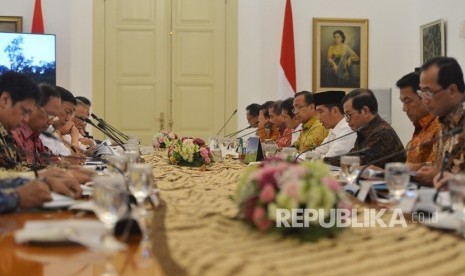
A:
[225,122,257,138]
[81,117,126,151]
[216,109,237,136]
[294,129,358,161]
[91,113,129,141]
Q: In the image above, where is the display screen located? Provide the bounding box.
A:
[0,32,56,85]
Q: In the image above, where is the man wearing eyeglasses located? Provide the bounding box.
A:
[396,71,440,186]
[11,84,61,165]
[325,88,405,168]
[419,57,465,187]
[292,91,328,153]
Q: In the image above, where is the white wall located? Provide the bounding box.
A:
[0,0,92,100]
[238,0,465,145]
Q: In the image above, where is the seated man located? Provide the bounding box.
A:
[325,88,406,168]
[293,91,328,152]
[268,100,292,148]
[396,72,440,186]
[0,178,52,213]
[313,91,356,158]
[73,96,97,149]
[280,97,301,145]
[418,57,465,188]
[257,101,279,141]
[0,72,83,196]
[245,103,260,128]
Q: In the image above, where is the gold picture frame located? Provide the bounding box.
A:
[313,18,368,92]
[0,16,23,33]
[420,19,445,64]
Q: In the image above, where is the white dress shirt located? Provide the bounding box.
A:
[314,118,356,158]
[291,123,302,145]
[39,126,72,156]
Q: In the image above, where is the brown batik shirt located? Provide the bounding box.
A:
[325,115,406,168]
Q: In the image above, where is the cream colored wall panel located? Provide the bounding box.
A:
[174,32,214,79]
[119,85,156,130]
[117,30,156,77]
[119,0,154,23]
[176,0,213,25]
[173,85,215,133]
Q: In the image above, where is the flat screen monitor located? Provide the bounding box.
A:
[0,32,56,85]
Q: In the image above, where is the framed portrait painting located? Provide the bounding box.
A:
[420,19,445,64]
[0,16,23,33]
[313,18,368,92]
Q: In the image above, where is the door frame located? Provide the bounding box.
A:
[92,0,238,139]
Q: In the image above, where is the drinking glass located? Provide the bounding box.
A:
[340,156,360,185]
[126,136,141,145]
[105,154,129,174]
[448,173,465,236]
[127,164,154,240]
[279,147,297,160]
[93,174,129,275]
[384,162,410,202]
[305,151,321,161]
[263,141,278,159]
[124,144,140,164]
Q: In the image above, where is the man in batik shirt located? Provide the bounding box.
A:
[325,89,406,168]
[418,57,465,188]
[293,91,328,153]
[396,72,441,186]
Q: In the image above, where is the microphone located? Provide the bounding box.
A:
[294,129,358,161]
[225,122,258,138]
[216,109,237,136]
[237,126,266,139]
[91,113,129,140]
[80,117,126,151]
[96,121,126,145]
[355,126,463,186]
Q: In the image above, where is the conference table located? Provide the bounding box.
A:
[1,151,465,276]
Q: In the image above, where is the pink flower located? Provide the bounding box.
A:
[282,180,300,201]
[259,185,276,203]
[159,136,165,143]
[244,197,258,221]
[168,133,176,139]
[252,207,273,231]
[322,176,342,192]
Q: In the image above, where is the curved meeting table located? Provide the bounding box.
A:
[1,151,465,276]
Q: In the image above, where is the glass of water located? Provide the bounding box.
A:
[93,174,129,250]
[448,173,465,236]
[340,156,360,185]
[385,162,409,202]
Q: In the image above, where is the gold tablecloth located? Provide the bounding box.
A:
[146,152,465,276]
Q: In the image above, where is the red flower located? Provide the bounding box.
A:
[244,197,258,222]
[194,138,205,147]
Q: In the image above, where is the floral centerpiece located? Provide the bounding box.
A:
[234,159,352,242]
[153,130,178,149]
[168,137,213,167]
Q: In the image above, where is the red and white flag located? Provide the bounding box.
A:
[278,0,296,99]
[31,0,44,34]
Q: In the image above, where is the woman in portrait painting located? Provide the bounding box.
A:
[326,30,360,87]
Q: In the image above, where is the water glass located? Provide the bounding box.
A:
[305,151,321,161]
[448,173,465,236]
[127,164,154,205]
[211,148,222,162]
[385,162,409,202]
[279,147,297,160]
[124,144,140,163]
[263,141,278,159]
[340,156,360,185]
[126,136,141,145]
[106,154,129,174]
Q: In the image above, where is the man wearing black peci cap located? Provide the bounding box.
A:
[311,90,356,158]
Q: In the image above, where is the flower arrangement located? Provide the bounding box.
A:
[234,159,351,242]
[168,137,213,167]
[153,130,178,149]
